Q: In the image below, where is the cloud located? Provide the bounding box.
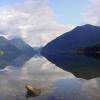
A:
[84,0,100,25]
[0,0,73,46]
[83,78,100,100]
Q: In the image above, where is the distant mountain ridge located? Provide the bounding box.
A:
[0,36,35,69]
[0,36,21,55]
[0,36,21,69]
[10,38,35,55]
[42,24,100,55]
[41,24,100,79]
[0,36,35,55]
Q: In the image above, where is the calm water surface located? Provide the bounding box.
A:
[0,55,100,100]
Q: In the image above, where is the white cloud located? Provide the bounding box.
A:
[84,0,100,25]
[0,0,73,46]
[83,78,100,100]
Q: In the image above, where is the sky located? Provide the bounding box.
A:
[0,0,89,25]
[0,0,99,46]
[50,0,89,25]
[0,0,24,6]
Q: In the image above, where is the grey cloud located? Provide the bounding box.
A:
[0,0,73,46]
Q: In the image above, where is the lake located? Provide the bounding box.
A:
[0,54,100,100]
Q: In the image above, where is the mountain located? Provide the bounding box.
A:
[0,36,21,55]
[41,24,100,79]
[0,36,21,69]
[75,44,100,59]
[10,38,36,55]
[42,24,100,56]
[0,36,35,69]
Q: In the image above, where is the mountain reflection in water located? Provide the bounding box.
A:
[0,54,100,99]
[0,56,74,100]
[0,53,33,69]
[43,53,100,79]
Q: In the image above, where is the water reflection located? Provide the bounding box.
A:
[43,53,100,79]
[49,78,100,100]
[11,54,33,67]
[0,54,33,69]
[0,54,19,69]
[0,56,74,100]
[49,79,89,100]
[0,54,100,99]
[83,78,100,100]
